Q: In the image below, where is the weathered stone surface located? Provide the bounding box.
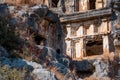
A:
[49,61,75,80]
[26,61,58,80]
[92,59,108,78]
[34,45,76,80]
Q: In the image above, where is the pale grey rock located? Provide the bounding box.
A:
[93,59,108,79]
[78,78,83,80]
[32,69,57,80]
[26,60,57,80]
[0,57,58,80]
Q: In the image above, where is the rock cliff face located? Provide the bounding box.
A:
[0,0,120,80]
[0,3,76,80]
[0,3,64,52]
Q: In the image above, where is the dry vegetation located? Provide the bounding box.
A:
[0,65,34,80]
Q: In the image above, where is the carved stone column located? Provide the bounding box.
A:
[103,35,110,55]
[79,0,89,11]
[79,38,86,58]
[66,25,72,57]
[89,24,94,35]
[75,41,81,58]
[66,40,72,58]
[78,26,86,58]
[69,0,75,13]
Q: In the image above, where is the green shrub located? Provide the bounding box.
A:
[0,17,20,54]
[0,65,34,80]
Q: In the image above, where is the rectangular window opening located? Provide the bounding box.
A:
[86,40,103,56]
[89,0,96,10]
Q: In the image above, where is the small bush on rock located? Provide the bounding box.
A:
[0,16,20,55]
